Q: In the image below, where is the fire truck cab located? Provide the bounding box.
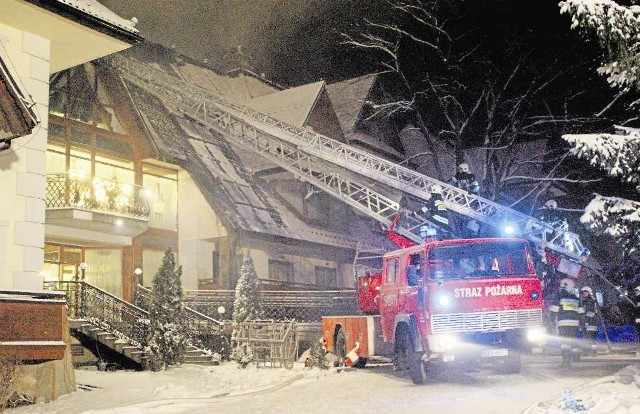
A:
[323,238,546,383]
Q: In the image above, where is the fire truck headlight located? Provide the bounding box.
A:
[437,293,452,307]
[526,327,546,343]
[430,334,458,352]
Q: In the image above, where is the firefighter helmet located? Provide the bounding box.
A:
[560,278,575,293]
[458,163,470,173]
[545,199,558,209]
[634,286,640,296]
[580,286,593,295]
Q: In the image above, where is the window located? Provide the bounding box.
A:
[315,266,337,287]
[385,257,399,284]
[143,164,178,230]
[407,253,424,286]
[427,241,533,280]
[269,260,294,282]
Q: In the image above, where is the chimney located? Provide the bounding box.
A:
[223,45,254,75]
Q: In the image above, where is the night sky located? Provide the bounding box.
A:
[100,0,378,86]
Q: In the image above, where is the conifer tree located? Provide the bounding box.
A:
[145,248,188,371]
[230,253,262,366]
[560,1,640,261]
[232,253,263,327]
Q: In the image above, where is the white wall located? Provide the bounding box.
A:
[177,170,227,290]
[0,24,49,290]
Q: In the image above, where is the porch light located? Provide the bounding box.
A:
[134,268,143,285]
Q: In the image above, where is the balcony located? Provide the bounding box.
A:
[45,173,150,242]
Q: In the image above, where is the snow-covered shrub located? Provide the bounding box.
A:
[144,248,189,371]
[230,253,262,367]
[230,342,253,368]
[307,337,330,369]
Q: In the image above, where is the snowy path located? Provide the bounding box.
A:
[8,354,640,414]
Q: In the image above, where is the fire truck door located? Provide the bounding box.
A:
[399,253,422,312]
[379,256,400,339]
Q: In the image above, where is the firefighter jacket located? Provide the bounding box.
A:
[449,172,480,195]
[548,290,583,327]
[421,194,450,229]
[579,295,599,333]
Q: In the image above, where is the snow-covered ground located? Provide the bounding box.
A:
[7,360,640,414]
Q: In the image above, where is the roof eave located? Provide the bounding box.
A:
[25,0,144,44]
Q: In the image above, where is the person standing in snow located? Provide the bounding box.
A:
[579,286,599,355]
[548,278,583,367]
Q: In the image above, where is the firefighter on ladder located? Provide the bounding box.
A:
[548,278,583,367]
[579,286,599,355]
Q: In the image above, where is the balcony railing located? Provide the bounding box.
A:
[45,173,150,219]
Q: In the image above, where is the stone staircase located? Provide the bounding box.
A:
[69,318,146,365]
[69,318,220,367]
[48,281,227,368]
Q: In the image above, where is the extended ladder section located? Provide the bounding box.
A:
[110,55,589,263]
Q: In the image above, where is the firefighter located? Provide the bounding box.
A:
[548,278,583,367]
[419,184,451,237]
[579,286,599,355]
[449,163,480,195]
[539,200,569,233]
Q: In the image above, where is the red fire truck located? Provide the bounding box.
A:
[322,237,546,383]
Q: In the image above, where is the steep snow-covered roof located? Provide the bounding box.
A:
[120,46,369,249]
[247,81,325,128]
[176,63,279,102]
[326,74,377,134]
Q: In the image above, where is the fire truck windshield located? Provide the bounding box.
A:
[426,240,533,280]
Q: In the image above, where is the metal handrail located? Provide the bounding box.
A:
[135,285,224,332]
[45,172,150,219]
[182,288,359,322]
[44,280,148,347]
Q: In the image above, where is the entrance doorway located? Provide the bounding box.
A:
[43,244,84,283]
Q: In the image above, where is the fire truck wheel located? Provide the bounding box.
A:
[334,328,347,367]
[401,330,427,384]
[495,353,521,374]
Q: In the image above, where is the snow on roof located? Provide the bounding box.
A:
[247,81,325,128]
[124,73,363,248]
[326,73,378,134]
[53,0,140,36]
[347,130,404,160]
[176,63,278,102]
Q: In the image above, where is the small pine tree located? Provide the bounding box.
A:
[145,248,188,371]
[231,253,262,366]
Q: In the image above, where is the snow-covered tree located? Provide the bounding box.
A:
[145,248,188,371]
[560,1,640,261]
[232,253,262,327]
[230,253,262,366]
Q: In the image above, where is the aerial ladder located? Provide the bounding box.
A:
[109,54,592,271]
